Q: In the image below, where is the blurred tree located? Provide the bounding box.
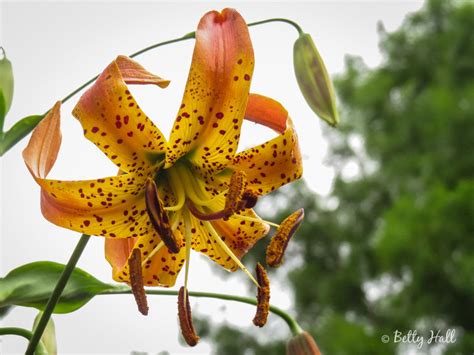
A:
[202,0,474,353]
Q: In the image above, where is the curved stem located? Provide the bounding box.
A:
[0,17,303,156]
[100,287,303,336]
[25,234,91,355]
[248,18,303,35]
[0,327,48,354]
[59,32,196,105]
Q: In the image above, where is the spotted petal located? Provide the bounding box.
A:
[229,94,303,195]
[166,8,254,176]
[189,193,269,271]
[106,181,187,287]
[73,56,169,173]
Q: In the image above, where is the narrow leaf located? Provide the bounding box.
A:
[0,114,44,156]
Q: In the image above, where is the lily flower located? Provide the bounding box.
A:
[23,8,303,322]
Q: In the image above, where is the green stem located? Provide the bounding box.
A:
[59,32,196,105]
[0,17,303,156]
[248,18,304,35]
[0,327,48,354]
[25,234,91,355]
[101,287,303,336]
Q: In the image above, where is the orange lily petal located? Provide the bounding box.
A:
[73,56,169,173]
[39,174,153,237]
[189,194,269,271]
[106,230,187,287]
[105,179,187,287]
[23,101,62,179]
[166,8,254,176]
[229,94,303,195]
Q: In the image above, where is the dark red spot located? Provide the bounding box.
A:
[91,127,99,133]
[244,74,251,81]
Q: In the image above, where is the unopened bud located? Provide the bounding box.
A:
[286,331,321,355]
[0,47,14,118]
[293,33,339,127]
[266,208,304,267]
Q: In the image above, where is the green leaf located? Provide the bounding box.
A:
[33,312,57,355]
[0,47,14,115]
[0,114,43,156]
[0,261,115,313]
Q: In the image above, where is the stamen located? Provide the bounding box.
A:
[145,178,181,253]
[233,214,280,228]
[128,248,149,316]
[178,286,200,346]
[223,171,247,219]
[163,169,186,211]
[204,220,259,287]
[183,211,193,289]
[241,190,259,209]
[187,200,227,221]
[253,263,270,327]
[266,208,305,267]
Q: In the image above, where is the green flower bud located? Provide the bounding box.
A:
[293,33,339,127]
[0,47,14,118]
[286,331,321,355]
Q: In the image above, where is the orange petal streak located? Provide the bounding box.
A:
[166,8,254,176]
[230,94,303,196]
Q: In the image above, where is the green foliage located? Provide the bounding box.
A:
[206,0,474,353]
[0,262,115,314]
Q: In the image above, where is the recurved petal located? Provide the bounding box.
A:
[38,172,152,238]
[166,8,254,175]
[105,230,187,287]
[23,101,62,179]
[189,194,269,271]
[73,56,168,173]
[105,179,187,287]
[229,94,303,196]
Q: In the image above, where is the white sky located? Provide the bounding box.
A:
[1,1,423,354]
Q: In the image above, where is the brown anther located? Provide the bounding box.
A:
[145,178,181,253]
[266,208,305,267]
[128,248,149,315]
[178,287,200,347]
[223,171,247,218]
[242,190,258,209]
[253,263,270,327]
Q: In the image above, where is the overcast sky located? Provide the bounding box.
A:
[1,1,423,354]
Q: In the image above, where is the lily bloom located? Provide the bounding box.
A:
[24,9,302,303]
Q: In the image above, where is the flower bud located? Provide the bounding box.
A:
[286,331,321,355]
[293,33,339,127]
[0,47,14,118]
